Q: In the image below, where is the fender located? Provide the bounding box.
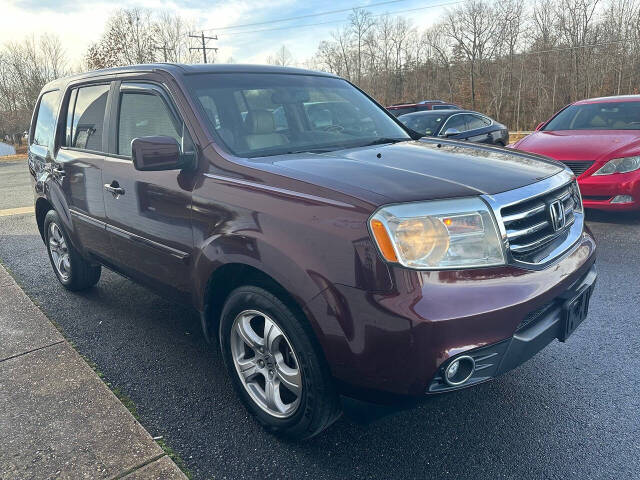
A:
[191,231,332,342]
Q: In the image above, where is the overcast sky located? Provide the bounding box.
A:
[1,0,451,69]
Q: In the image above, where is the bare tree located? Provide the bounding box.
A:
[0,35,67,144]
[267,45,294,66]
[85,9,198,69]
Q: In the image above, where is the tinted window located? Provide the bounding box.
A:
[399,114,446,136]
[186,73,410,157]
[443,114,469,132]
[32,91,60,149]
[544,102,640,131]
[70,85,109,151]
[467,114,491,130]
[118,92,181,156]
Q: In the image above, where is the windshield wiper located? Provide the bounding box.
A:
[360,137,408,147]
[285,148,335,155]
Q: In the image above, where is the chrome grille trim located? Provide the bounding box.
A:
[506,220,549,240]
[502,203,545,223]
[481,170,584,269]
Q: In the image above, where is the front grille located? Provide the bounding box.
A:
[583,195,611,201]
[562,160,594,177]
[501,182,578,261]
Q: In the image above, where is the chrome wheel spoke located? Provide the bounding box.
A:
[237,357,259,381]
[276,362,301,396]
[235,315,262,350]
[264,378,286,414]
[263,317,282,355]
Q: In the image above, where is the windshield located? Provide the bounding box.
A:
[399,113,447,136]
[185,73,410,157]
[544,101,640,131]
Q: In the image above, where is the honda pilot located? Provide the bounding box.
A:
[28,64,596,439]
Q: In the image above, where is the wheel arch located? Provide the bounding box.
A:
[35,197,54,242]
[200,262,313,344]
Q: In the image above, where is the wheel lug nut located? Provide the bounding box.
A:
[258,360,265,368]
[269,369,274,377]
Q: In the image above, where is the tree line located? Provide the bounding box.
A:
[309,0,640,130]
[2,0,639,143]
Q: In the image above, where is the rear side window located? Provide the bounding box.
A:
[32,91,60,149]
[117,92,182,157]
[68,84,109,151]
[467,115,491,130]
[444,114,469,132]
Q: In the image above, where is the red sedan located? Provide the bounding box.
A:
[512,95,640,211]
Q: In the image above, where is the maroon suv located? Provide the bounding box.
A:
[28,64,596,439]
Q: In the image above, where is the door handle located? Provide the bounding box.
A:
[104,182,125,198]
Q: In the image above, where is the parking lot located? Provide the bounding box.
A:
[1,158,639,479]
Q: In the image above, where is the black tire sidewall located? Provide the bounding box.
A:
[219,286,335,439]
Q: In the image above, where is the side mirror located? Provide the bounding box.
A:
[441,128,460,137]
[131,136,188,171]
[535,122,545,131]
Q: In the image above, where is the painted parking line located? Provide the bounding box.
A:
[0,206,33,217]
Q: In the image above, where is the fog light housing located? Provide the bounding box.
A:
[444,355,475,386]
[611,195,633,204]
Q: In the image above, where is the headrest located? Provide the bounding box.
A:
[245,109,276,134]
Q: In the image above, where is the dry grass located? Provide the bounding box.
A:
[0,153,27,163]
[509,131,533,144]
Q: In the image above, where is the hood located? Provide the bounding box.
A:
[515,130,640,162]
[263,139,563,204]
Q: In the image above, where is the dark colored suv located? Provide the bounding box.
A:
[29,64,596,440]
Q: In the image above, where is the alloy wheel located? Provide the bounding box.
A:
[230,309,302,418]
[48,222,71,281]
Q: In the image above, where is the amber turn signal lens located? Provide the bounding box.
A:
[370,219,398,262]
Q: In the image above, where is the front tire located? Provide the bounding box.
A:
[44,210,101,291]
[219,286,341,440]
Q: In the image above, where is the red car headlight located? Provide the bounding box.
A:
[593,156,640,175]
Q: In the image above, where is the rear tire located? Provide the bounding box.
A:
[44,210,101,291]
[219,286,341,440]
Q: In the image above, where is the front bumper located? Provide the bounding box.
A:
[579,170,640,211]
[306,230,596,398]
[427,264,596,393]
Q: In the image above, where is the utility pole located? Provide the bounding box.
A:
[189,32,218,64]
[154,44,169,62]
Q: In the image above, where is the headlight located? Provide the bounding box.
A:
[570,180,584,213]
[593,156,640,175]
[369,197,505,269]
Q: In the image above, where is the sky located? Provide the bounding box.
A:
[0,0,452,69]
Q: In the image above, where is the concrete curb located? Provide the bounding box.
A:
[0,263,187,480]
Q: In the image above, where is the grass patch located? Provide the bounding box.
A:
[156,438,194,479]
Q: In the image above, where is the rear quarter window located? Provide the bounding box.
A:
[31,90,61,150]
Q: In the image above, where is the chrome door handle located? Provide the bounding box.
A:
[104,183,125,197]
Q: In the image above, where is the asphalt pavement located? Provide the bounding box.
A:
[0,160,639,480]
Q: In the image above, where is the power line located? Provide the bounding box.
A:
[199,0,411,33]
[189,32,218,64]
[218,1,463,38]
